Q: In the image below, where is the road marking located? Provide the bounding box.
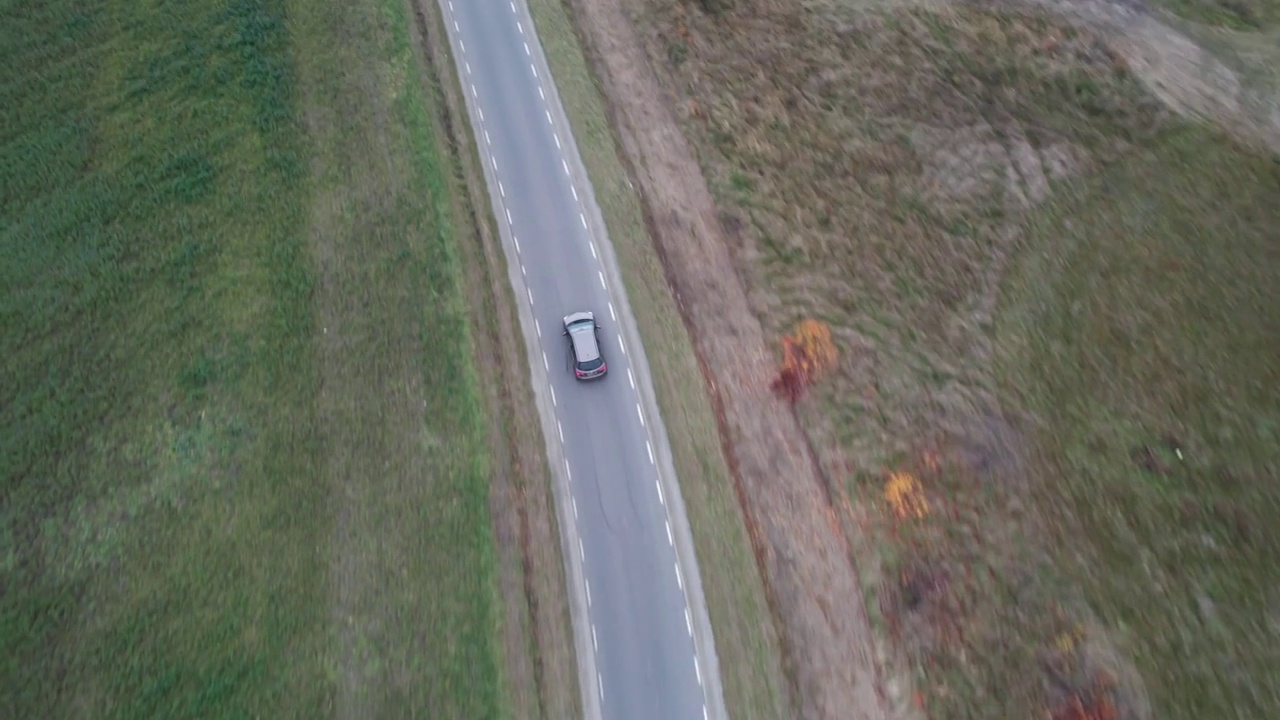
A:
[532,64,539,79]
[527,287,533,305]
[646,440,654,464]
[598,673,604,703]
[550,385,557,406]
[592,625,598,651]
[666,520,674,547]
[598,270,606,289]
[506,207,512,225]
[510,1,515,10]
[572,185,579,201]
[561,158,570,175]
[490,154,497,170]
[523,41,530,55]
[517,20,524,34]
[564,458,571,480]
[618,336,627,355]
[470,84,477,98]
[466,61,472,76]
[579,537,585,561]
[542,352,548,371]
[704,705,709,720]
[539,86,546,100]
[627,368,635,389]
[535,318,541,337]
[557,420,564,443]
[553,132,561,149]
[656,478,665,506]
[520,264,526,276]
[608,301,616,321]
[581,213,589,229]
[675,561,683,589]
[497,179,504,197]
[513,235,520,253]
[684,606,693,636]
[636,403,645,427]
[572,495,578,518]
[449,1,454,11]
[483,129,490,145]
[695,656,702,686]
[454,20,459,32]
[585,579,592,606]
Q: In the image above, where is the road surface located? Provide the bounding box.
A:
[433,0,728,719]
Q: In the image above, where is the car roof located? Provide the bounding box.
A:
[564,313,600,363]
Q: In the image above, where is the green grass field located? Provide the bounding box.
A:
[996,126,1280,719]
[2,0,508,716]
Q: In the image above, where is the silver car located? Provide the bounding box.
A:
[563,311,607,380]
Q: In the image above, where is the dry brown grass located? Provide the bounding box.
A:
[627,0,1280,718]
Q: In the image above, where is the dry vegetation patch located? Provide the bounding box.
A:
[625,0,1280,718]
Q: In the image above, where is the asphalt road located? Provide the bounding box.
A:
[434,1,727,719]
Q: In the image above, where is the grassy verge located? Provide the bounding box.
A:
[522,0,794,716]
[2,0,513,715]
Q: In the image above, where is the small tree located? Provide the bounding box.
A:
[771,319,837,403]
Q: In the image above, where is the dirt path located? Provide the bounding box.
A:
[562,0,888,717]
